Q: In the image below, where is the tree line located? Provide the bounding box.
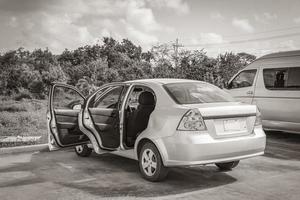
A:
[0,37,256,99]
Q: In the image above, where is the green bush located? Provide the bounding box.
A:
[0,105,27,112]
[0,98,47,141]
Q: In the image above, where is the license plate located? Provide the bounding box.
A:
[223,119,246,131]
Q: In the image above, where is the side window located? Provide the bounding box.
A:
[128,87,144,109]
[90,86,111,107]
[94,86,124,109]
[127,86,155,109]
[228,69,257,89]
[53,86,84,109]
[287,67,300,89]
[263,67,300,90]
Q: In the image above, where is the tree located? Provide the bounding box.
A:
[216,52,255,86]
[0,37,256,98]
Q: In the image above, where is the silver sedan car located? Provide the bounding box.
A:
[47,79,266,181]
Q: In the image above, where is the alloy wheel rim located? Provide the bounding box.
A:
[76,145,83,153]
[141,148,157,176]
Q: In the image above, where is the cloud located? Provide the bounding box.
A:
[187,33,225,46]
[254,12,277,24]
[125,1,162,32]
[232,18,254,33]
[0,0,178,53]
[210,12,224,21]
[199,33,225,44]
[146,0,189,15]
[8,16,18,27]
[121,0,163,46]
[294,17,300,24]
[278,39,297,50]
[0,0,54,13]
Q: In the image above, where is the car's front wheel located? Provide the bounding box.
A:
[215,160,240,170]
[139,142,169,182]
[74,144,92,157]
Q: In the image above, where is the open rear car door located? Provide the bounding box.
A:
[81,84,128,152]
[47,83,89,150]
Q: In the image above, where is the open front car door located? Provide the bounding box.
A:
[47,83,89,150]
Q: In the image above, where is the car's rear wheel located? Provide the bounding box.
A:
[215,160,240,170]
[139,142,169,182]
[74,144,92,157]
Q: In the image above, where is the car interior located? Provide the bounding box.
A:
[124,86,156,147]
[52,84,156,149]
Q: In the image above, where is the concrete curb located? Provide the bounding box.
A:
[0,144,49,155]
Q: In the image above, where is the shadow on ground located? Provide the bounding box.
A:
[57,153,236,197]
[264,131,300,161]
[0,150,236,198]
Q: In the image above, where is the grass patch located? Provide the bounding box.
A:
[0,104,27,112]
[0,96,48,146]
[0,141,39,148]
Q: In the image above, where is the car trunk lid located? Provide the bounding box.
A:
[182,102,257,138]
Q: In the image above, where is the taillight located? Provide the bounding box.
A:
[255,108,262,126]
[177,109,207,131]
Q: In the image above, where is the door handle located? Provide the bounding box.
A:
[246,91,254,95]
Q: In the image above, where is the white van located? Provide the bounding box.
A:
[225,50,300,134]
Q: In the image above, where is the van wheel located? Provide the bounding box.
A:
[215,160,240,170]
[139,142,169,182]
[75,144,92,157]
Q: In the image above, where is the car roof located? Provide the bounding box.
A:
[125,78,205,85]
[257,50,300,60]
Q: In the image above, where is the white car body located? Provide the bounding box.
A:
[47,79,266,180]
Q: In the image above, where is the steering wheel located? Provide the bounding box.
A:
[67,100,81,109]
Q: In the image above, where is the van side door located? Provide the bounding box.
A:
[226,69,258,104]
[253,66,300,133]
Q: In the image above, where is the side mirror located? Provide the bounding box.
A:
[225,81,232,89]
[72,104,82,110]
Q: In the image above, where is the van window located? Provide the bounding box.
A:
[263,67,300,90]
[228,69,257,89]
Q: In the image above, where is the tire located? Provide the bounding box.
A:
[74,144,92,157]
[138,142,169,182]
[215,160,240,171]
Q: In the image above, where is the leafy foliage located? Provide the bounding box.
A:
[0,37,256,98]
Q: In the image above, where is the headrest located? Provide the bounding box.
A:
[138,91,155,105]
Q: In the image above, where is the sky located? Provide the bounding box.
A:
[1,0,300,57]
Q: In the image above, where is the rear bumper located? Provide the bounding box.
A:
[154,127,266,167]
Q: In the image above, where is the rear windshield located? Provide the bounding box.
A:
[164,82,235,104]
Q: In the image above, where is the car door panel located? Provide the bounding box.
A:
[89,108,116,131]
[48,83,89,150]
[89,107,117,117]
[94,123,112,131]
[55,109,80,116]
[88,107,120,148]
[54,109,80,130]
